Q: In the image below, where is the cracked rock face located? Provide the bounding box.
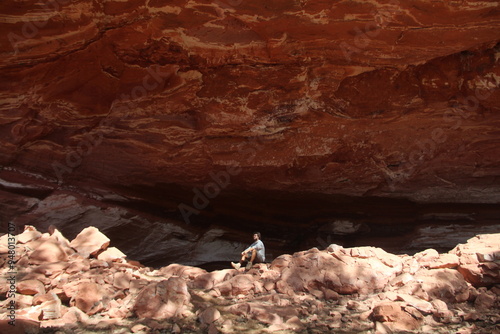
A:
[0,1,499,264]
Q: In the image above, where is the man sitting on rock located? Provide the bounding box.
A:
[231,232,265,270]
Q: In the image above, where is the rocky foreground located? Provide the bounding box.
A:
[0,226,499,334]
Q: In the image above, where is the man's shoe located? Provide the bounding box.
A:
[245,261,253,270]
[231,262,241,270]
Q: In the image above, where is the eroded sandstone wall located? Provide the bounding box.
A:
[0,1,499,262]
[1,0,499,200]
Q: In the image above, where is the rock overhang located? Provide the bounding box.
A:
[0,0,499,264]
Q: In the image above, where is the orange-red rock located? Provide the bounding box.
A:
[133,277,191,319]
[0,0,499,203]
[0,0,499,270]
[17,279,45,295]
[198,307,221,324]
[0,319,40,334]
[70,282,105,315]
[474,289,497,310]
[372,302,422,331]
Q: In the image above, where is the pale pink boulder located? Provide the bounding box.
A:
[48,227,75,255]
[61,306,90,324]
[28,239,68,264]
[17,226,42,244]
[40,297,62,320]
[33,292,59,305]
[198,307,221,324]
[69,226,110,258]
[16,295,34,308]
[112,271,133,290]
[193,269,235,289]
[214,274,256,296]
[397,269,470,303]
[429,253,460,269]
[158,263,207,280]
[414,248,440,266]
[17,305,42,322]
[97,247,126,262]
[275,246,402,295]
[66,258,91,274]
[450,233,500,287]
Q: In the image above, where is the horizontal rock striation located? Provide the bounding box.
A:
[1,0,500,199]
[0,1,499,267]
[1,178,499,267]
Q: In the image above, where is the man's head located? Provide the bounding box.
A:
[253,232,261,240]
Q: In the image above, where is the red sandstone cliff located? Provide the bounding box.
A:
[0,1,499,265]
[1,0,499,200]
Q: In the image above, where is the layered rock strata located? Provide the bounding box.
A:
[0,0,499,277]
[2,165,500,267]
[0,1,500,202]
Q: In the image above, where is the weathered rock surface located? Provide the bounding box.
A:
[1,0,499,202]
[0,2,499,331]
[17,279,45,296]
[0,0,499,267]
[132,277,191,320]
[1,226,498,333]
[69,226,110,258]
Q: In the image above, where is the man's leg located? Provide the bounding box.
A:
[249,249,257,263]
[246,249,257,269]
[232,251,251,270]
[240,253,248,263]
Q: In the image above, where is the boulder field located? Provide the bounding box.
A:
[0,226,498,333]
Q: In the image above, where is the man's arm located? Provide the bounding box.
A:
[252,240,263,251]
[242,241,258,254]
